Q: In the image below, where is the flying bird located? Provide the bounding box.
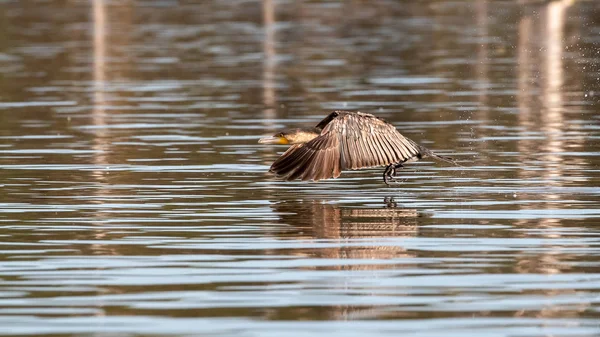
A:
[259,111,459,184]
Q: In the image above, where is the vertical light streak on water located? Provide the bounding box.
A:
[475,0,489,115]
[92,0,108,173]
[517,14,532,119]
[90,0,110,318]
[260,0,279,195]
[541,0,572,196]
[262,0,276,121]
[514,1,587,285]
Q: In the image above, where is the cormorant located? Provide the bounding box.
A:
[259,111,458,184]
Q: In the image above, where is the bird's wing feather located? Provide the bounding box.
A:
[321,112,421,170]
[269,111,422,181]
[269,133,341,181]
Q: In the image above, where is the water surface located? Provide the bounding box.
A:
[0,0,599,336]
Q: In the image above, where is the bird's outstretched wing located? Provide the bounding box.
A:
[269,111,422,181]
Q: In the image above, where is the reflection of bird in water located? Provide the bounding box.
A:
[267,200,423,321]
[273,200,423,261]
[259,110,459,184]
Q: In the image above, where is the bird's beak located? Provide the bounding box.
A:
[258,136,289,145]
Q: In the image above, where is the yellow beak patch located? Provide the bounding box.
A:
[258,136,289,145]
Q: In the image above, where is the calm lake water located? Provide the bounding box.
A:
[0,0,599,336]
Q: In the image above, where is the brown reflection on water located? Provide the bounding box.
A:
[268,200,421,320]
[273,201,419,263]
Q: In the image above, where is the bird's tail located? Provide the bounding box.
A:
[418,145,462,167]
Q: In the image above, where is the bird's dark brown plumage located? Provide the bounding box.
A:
[266,111,457,182]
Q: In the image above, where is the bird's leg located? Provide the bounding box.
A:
[383,163,407,185]
[392,163,404,177]
[383,164,397,185]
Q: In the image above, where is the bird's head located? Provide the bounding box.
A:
[258,128,319,145]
